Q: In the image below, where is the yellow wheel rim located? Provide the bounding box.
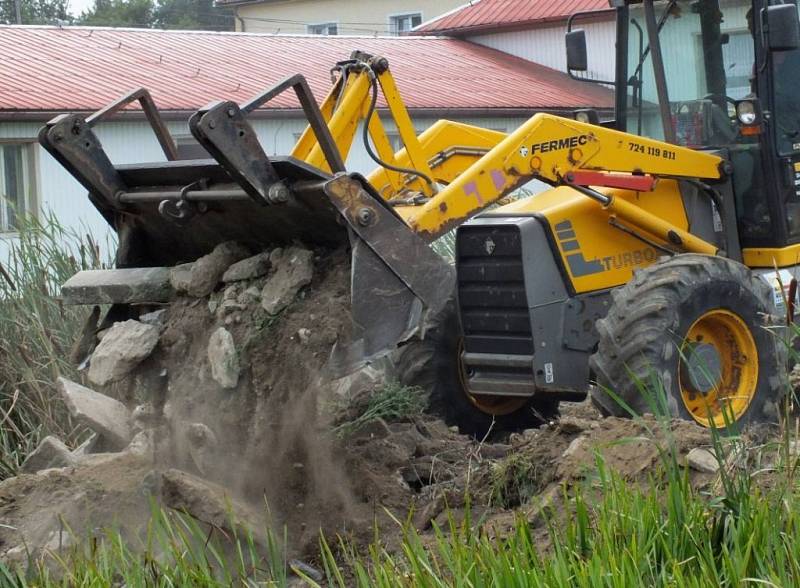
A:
[457,340,528,417]
[679,309,758,428]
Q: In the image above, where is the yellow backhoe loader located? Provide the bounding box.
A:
[45,0,800,436]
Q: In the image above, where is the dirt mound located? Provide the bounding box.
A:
[0,241,750,573]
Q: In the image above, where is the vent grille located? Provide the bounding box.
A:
[456,225,533,356]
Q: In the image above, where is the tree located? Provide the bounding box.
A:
[153,0,232,30]
[1,0,71,24]
[78,0,232,30]
[79,0,153,27]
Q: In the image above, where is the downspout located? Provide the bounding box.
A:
[236,7,246,32]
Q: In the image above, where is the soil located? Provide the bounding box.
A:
[0,243,781,576]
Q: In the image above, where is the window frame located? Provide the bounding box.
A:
[388,11,423,35]
[306,21,338,35]
[0,139,39,236]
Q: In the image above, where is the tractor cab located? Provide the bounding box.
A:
[569,0,800,258]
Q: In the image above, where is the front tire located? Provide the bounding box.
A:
[590,254,786,430]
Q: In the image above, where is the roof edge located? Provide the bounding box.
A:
[0,23,453,40]
[414,8,615,37]
[0,106,614,123]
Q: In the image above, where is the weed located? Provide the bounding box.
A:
[334,381,427,437]
[489,452,548,508]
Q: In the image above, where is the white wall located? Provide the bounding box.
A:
[0,114,529,262]
[468,19,617,83]
[234,0,464,35]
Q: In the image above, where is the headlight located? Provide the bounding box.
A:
[575,111,591,123]
[737,101,757,125]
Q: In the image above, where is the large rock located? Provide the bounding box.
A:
[61,268,174,305]
[160,469,263,536]
[88,320,160,386]
[57,377,133,450]
[222,252,271,283]
[187,242,250,298]
[261,246,314,315]
[686,447,720,473]
[207,327,240,389]
[169,263,194,294]
[19,436,77,473]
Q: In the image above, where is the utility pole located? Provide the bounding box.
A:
[14,0,22,24]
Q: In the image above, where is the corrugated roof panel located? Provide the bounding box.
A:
[0,25,613,114]
[417,0,612,35]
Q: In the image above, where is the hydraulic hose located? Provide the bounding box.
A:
[362,74,434,190]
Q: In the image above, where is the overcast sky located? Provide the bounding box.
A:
[68,0,95,17]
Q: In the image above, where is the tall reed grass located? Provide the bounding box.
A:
[0,213,102,478]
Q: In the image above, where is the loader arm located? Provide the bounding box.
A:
[403,113,725,253]
[290,53,440,198]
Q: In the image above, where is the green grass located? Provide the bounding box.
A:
[334,381,427,438]
[2,504,293,587]
[321,457,800,587]
[0,213,102,478]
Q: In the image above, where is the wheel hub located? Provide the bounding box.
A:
[679,309,758,427]
[681,342,723,395]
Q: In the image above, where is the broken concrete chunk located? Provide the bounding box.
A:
[207,327,240,389]
[62,268,174,305]
[57,377,133,450]
[686,447,720,473]
[88,320,160,386]
[222,252,271,283]
[125,430,154,458]
[238,286,261,306]
[160,469,263,537]
[187,242,250,298]
[19,436,77,473]
[71,433,99,458]
[169,263,194,294]
[139,308,167,328]
[561,436,586,459]
[261,246,314,315]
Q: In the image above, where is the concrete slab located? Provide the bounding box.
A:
[61,268,174,305]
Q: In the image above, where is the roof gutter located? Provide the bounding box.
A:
[0,106,615,123]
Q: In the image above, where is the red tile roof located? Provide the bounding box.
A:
[416,0,612,36]
[0,25,613,117]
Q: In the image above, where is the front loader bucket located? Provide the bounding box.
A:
[40,82,454,374]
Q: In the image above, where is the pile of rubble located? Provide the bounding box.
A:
[0,240,753,574]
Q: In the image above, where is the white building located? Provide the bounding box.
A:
[416,0,617,82]
[218,0,466,36]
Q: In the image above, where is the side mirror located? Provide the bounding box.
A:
[766,4,800,52]
[566,30,588,72]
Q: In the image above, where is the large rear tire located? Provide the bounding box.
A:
[397,301,557,438]
[590,254,786,430]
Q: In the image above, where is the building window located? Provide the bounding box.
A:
[389,13,422,35]
[307,22,337,35]
[1,143,36,233]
